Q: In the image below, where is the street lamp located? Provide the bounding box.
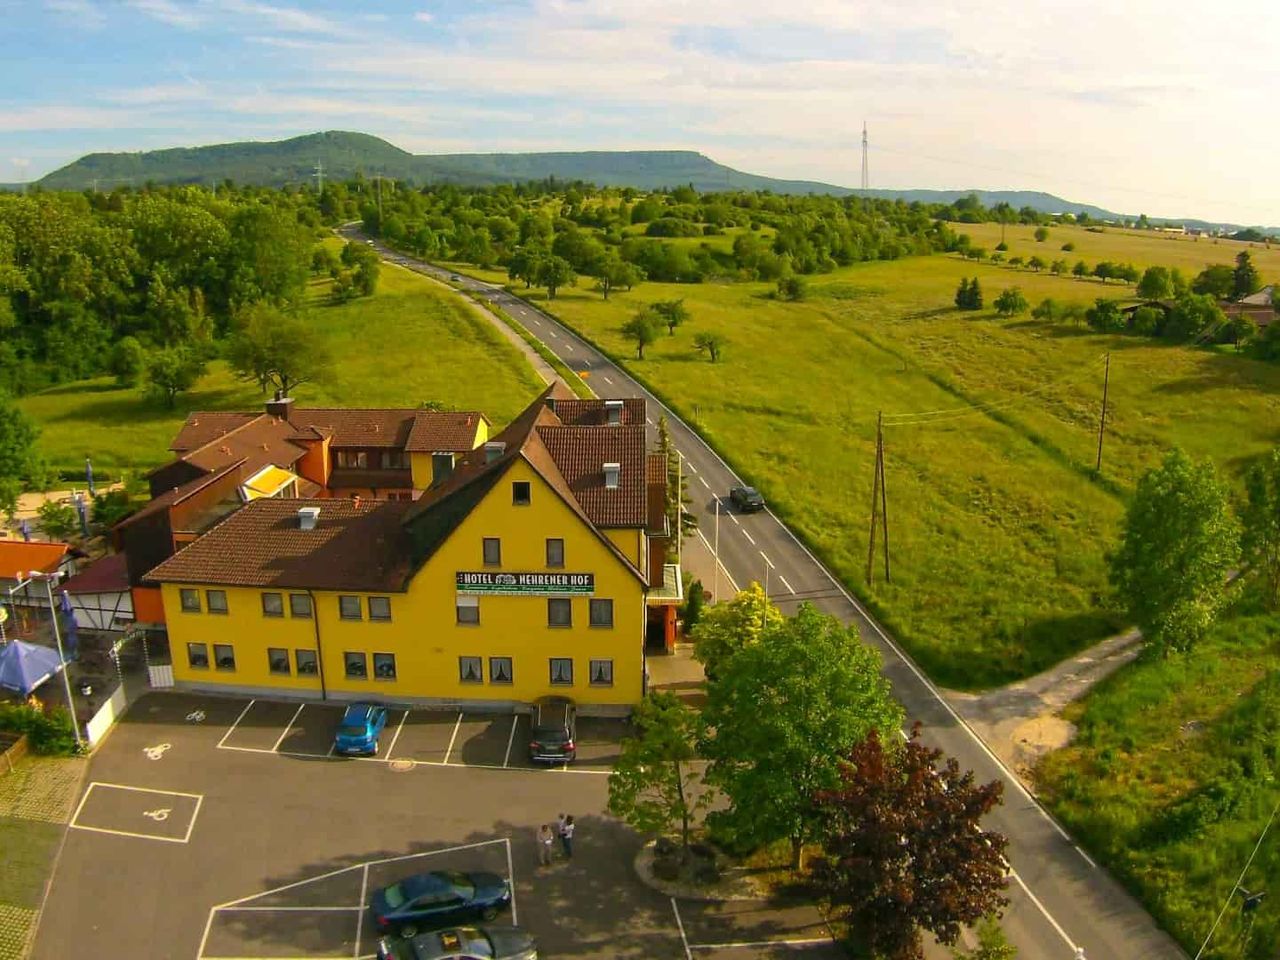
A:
[25,570,84,749]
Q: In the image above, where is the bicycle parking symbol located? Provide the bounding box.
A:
[186,710,206,723]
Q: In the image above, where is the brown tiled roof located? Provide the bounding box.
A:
[404,412,488,452]
[146,498,414,591]
[61,552,129,594]
[551,398,646,426]
[0,541,68,580]
[115,460,247,530]
[647,453,667,484]
[537,425,647,527]
[182,417,307,475]
[170,413,261,453]
[287,409,417,448]
[647,454,668,535]
[327,468,414,490]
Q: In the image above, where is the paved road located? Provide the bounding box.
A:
[346,228,1187,960]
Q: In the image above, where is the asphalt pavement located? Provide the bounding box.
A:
[345,227,1188,960]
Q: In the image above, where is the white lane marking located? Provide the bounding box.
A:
[503,715,519,768]
[219,906,363,912]
[217,699,256,748]
[547,329,558,338]
[385,709,409,759]
[1009,869,1079,953]
[685,461,697,474]
[443,712,464,764]
[671,898,692,960]
[742,530,755,545]
[695,528,741,594]
[761,552,775,569]
[271,703,307,753]
[1074,845,1098,869]
[698,476,710,490]
[505,837,518,926]
[602,375,614,385]
[354,863,369,959]
[646,417,653,425]
[779,575,796,594]
[728,512,739,526]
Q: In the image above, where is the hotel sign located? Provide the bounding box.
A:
[455,571,595,596]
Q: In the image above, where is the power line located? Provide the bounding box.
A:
[882,354,1109,427]
[1193,789,1280,960]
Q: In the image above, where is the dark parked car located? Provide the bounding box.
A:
[333,703,388,756]
[371,871,511,937]
[528,696,576,764]
[376,925,537,960]
[729,486,765,512]
[449,274,462,281]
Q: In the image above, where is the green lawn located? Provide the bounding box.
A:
[482,247,1280,689]
[19,263,544,475]
[1036,615,1280,960]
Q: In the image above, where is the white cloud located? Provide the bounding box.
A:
[0,105,140,133]
[43,0,105,27]
[128,0,203,27]
[413,11,433,23]
[213,0,342,34]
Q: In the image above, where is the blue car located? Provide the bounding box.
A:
[334,703,388,755]
[371,871,512,937]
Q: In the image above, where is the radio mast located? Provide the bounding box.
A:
[860,121,869,191]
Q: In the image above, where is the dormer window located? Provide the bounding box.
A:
[605,400,624,425]
[603,462,621,489]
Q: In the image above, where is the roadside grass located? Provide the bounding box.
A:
[484,242,1279,688]
[959,221,1280,277]
[19,266,543,475]
[1036,614,1280,960]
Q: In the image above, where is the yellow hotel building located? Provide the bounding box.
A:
[147,385,681,713]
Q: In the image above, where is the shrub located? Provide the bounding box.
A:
[776,276,808,301]
[681,578,707,630]
[0,704,79,755]
[1061,241,1075,252]
[1131,306,1162,337]
[994,241,1008,252]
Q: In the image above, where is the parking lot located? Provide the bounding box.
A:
[32,691,840,960]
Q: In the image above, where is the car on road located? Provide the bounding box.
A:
[333,702,388,756]
[528,695,576,764]
[371,871,512,937]
[449,274,461,281]
[729,486,765,512]
[375,925,537,960]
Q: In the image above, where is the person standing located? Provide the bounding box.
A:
[559,814,575,859]
[536,824,555,867]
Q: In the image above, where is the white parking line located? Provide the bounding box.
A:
[695,528,741,594]
[354,863,369,959]
[385,709,409,759]
[503,715,519,768]
[728,512,739,526]
[442,712,463,764]
[698,476,710,490]
[505,838,518,926]
[779,575,796,594]
[742,530,755,545]
[602,375,614,385]
[69,782,204,844]
[272,703,307,753]
[688,938,833,951]
[646,417,653,425]
[217,699,256,748]
[671,898,692,960]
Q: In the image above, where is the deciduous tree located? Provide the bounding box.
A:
[622,308,660,359]
[693,332,723,362]
[814,727,1009,960]
[1110,448,1239,654]
[535,255,575,300]
[1232,250,1261,299]
[228,304,332,398]
[993,288,1028,317]
[701,603,903,868]
[1242,449,1280,610]
[145,346,208,409]
[1137,265,1174,300]
[690,582,782,677]
[1192,263,1234,299]
[653,298,689,334]
[607,692,713,856]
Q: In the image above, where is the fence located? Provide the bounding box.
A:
[84,681,129,748]
[0,732,29,773]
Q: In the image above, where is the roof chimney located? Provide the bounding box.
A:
[604,399,624,425]
[266,391,294,419]
[297,506,320,531]
[484,441,506,464]
[603,462,621,489]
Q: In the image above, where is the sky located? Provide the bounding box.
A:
[3,0,1278,224]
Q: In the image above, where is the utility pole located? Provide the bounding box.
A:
[860,121,869,192]
[713,495,721,602]
[878,416,890,583]
[1095,353,1111,472]
[375,174,383,223]
[314,160,324,195]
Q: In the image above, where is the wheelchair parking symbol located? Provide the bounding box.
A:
[144,743,171,760]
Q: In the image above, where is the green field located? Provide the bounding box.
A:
[961,221,1280,276]
[19,263,544,475]
[468,241,1279,689]
[1036,614,1280,960]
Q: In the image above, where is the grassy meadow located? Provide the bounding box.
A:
[961,221,1280,276]
[474,238,1279,689]
[1036,614,1280,960]
[19,261,544,475]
